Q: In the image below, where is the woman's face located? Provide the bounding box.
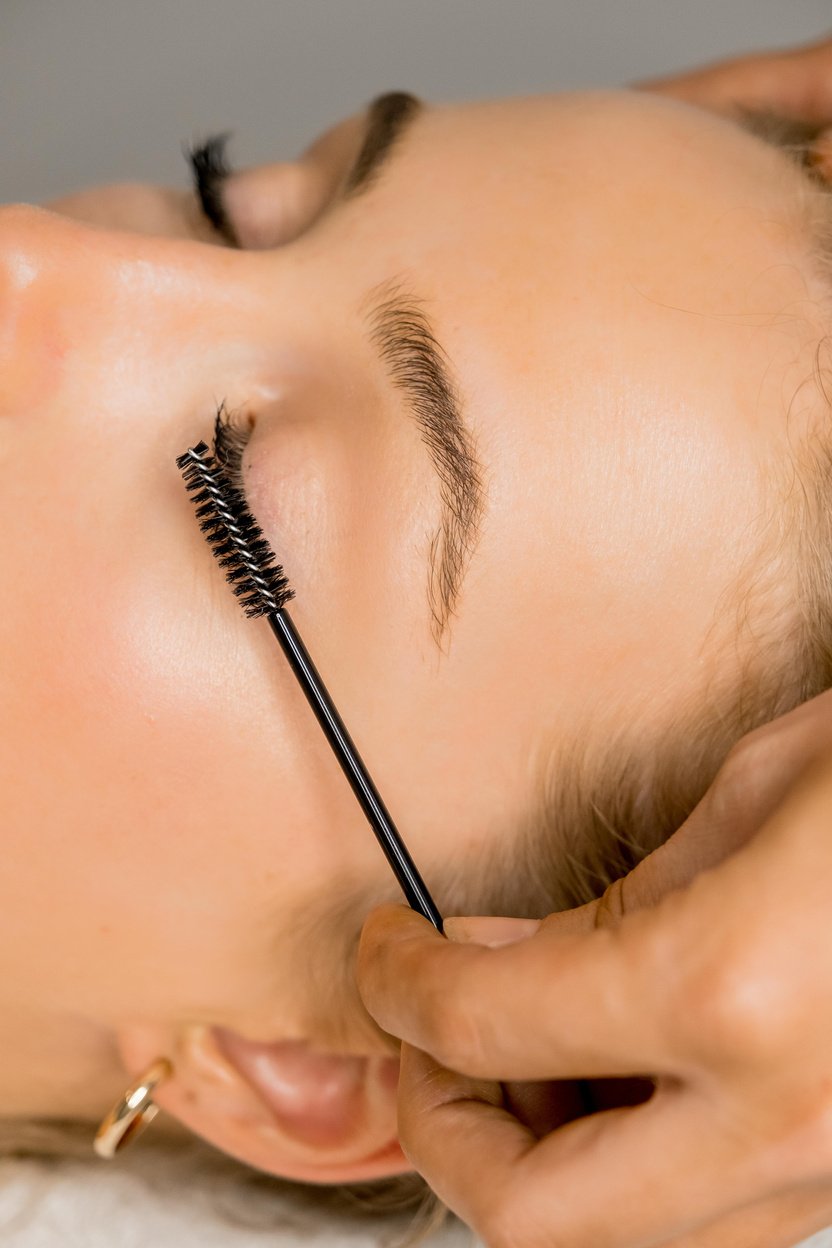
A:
[0,89,820,1182]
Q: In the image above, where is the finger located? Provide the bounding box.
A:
[654,1183,832,1248]
[396,1044,769,1248]
[636,35,832,123]
[394,1042,540,1233]
[545,689,832,937]
[358,903,679,1080]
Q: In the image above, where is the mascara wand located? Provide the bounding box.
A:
[176,441,444,934]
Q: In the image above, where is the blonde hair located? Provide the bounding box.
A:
[0,1117,450,1245]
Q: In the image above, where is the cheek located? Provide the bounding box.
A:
[0,466,354,1022]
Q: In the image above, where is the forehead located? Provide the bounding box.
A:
[330,88,808,376]
[396,86,796,187]
[348,88,807,460]
[320,86,812,770]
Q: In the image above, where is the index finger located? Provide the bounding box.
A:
[636,35,832,123]
[357,903,677,1081]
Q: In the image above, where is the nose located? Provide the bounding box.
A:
[0,205,63,411]
[0,201,291,428]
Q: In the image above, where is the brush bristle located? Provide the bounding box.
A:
[176,442,294,618]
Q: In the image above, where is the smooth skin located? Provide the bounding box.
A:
[358,38,832,1248]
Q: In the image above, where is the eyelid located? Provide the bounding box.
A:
[201,111,368,251]
[221,162,336,250]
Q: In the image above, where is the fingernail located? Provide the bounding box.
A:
[443,916,541,947]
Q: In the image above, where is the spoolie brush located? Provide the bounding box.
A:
[176,440,444,933]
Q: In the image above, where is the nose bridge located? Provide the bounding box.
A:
[0,202,141,321]
[0,203,276,416]
[0,201,331,446]
[1,200,224,334]
[0,205,85,411]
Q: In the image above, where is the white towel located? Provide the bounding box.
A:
[0,1141,829,1247]
[0,1141,472,1248]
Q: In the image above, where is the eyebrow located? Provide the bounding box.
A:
[340,94,486,643]
[344,91,423,198]
[365,284,485,646]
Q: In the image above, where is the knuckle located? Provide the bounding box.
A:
[417,962,464,1065]
[421,956,492,1075]
[712,732,775,819]
[593,875,627,928]
[679,949,790,1069]
[356,916,405,1002]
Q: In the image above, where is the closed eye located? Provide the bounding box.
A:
[184,92,423,251]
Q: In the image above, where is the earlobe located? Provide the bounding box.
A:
[115,1021,408,1183]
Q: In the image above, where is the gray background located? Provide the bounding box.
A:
[1,1,830,205]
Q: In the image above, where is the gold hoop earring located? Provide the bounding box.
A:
[93,1057,173,1159]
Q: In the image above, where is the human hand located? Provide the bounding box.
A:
[358,689,832,1247]
[636,32,832,128]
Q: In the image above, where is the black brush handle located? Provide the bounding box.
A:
[268,609,444,934]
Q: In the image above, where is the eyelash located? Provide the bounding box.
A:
[185,133,236,243]
[212,401,254,487]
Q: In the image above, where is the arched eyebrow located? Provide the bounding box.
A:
[364,281,486,647]
[344,91,423,198]
[335,91,487,643]
[337,95,486,644]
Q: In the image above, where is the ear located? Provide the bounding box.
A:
[116,1022,408,1183]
